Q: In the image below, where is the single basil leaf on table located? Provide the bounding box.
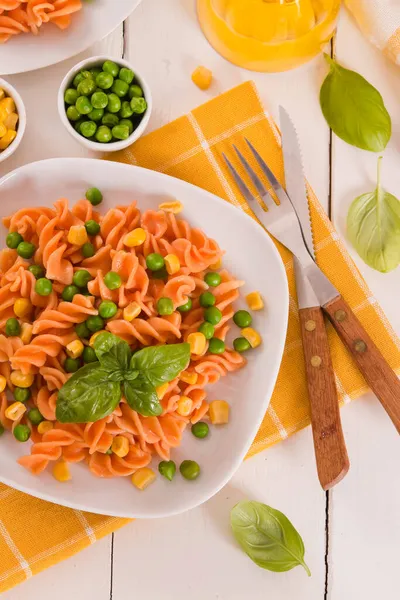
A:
[56,363,122,423]
[347,156,400,273]
[130,343,190,387]
[231,500,311,576]
[320,54,391,152]
[124,375,162,417]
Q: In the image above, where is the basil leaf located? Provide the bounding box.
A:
[320,54,391,152]
[94,332,127,360]
[100,342,131,372]
[231,501,311,576]
[347,157,400,273]
[124,370,139,382]
[124,375,162,417]
[130,343,190,387]
[107,370,126,382]
[56,363,121,423]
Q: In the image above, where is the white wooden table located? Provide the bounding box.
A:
[2,2,400,599]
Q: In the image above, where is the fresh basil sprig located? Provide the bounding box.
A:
[231,500,311,576]
[56,332,190,423]
[320,54,391,152]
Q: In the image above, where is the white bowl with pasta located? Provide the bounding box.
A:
[0,78,26,165]
[0,158,288,518]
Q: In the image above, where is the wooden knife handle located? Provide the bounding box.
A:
[324,296,400,434]
[299,306,350,490]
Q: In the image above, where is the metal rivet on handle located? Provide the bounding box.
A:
[305,320,316,332]
[354,339,367,353]
[311,355,322,367]
[335,309,347,322]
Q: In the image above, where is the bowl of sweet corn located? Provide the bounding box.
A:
[0,79,26,164]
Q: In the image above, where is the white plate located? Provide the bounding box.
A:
[0,158,288,518]
[0,0,141,75]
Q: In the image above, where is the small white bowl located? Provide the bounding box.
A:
[0,78,26,164]
[58,55,152,152]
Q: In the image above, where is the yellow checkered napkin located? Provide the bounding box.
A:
[1,81,399,593]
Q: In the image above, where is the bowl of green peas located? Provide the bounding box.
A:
[58,55,152,152]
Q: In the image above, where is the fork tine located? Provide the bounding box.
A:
[233,145,267,197]
[222,153,255,205]
[244,138,284,193]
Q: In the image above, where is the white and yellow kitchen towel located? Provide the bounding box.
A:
[346,0,400,64]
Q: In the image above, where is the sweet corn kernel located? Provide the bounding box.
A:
[0,130,17,151]
[10,370,34,388]
[111,436,129,458]
[123,228,147,248]
[89,330,107,347]
[38,421,54,435]
[5,402,26,421]
[179,370,198,385]
[0,375,6,393]
[241,327,262,348]
[0,123,6,138]
[66,340,84,359]
[52,461,71,483]
[0,89,5,101]
[187,332,207,355]
[4,112,18,131]
[210,258,222,270]
[0,97,15,115]
[20,323,33,345]
[164,254,180,275]
[246,291,264,311]
[14,298,32,319]
[191,66,213,90]
[158,200,183,214]
[156,382,169,400]
[67,225,88,246]
[123,302,141,322]
[131,467,156,490]
[177,396,193,417]
[209,400,230,425]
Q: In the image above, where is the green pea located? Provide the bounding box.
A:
[233,310,252,328]
[130,97,147,114]
[102,112,119,128]
[67,105,81,121]
[64,357,81,373]
[233,337,251,353]
[208,337,225,354]
[74,119,85,133]
[99,301,118,319]
[77,78,96,97]
[129,84,143,99]
[80,287,92,297]
[204,306,222,325]
[73,269,92,288]
[28,408,43,425]
[5,318,20,337]
[62,285,79,302]
[35,278,52,297]
[76,96,93,115]
[119,101,134,119]
[73,72,85,88]
[104,271,122,290]
[146,253,164,271]
[86,315,105,333]
[83,346,98,363]
[13,424,31,443]
[75,322,91,339]
[82,242,95,258]
[112,124,130,140]
[17,241,35,259]
[96,71,114,90]
[88,107,104,122]
[191,422,209,439]
[112,79,129,98]
[180,460,200,480]
[157,297,174,316]
[85,187,103,206]
[64,88,79,105]
[158,460,176,481]
[6,231,23,249]
[105,447,113,455]
[81,70,94,80]
[85,220,100,236]
[0,423,4,436]
[90,67,102,79]
[204,272,221,287]
[91,91,109,109]
[28,264,45,279]
[119,119,134,135]
[198,322,214,339]
[152,267,168,280]
[199,291,215,308]
[95,125,112,143]
[119,68,135,84]
[80,120,97,139]
[14,387,30,403]
[177,298,192,312]
[102,60,120,77]
[107,93,121,114]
